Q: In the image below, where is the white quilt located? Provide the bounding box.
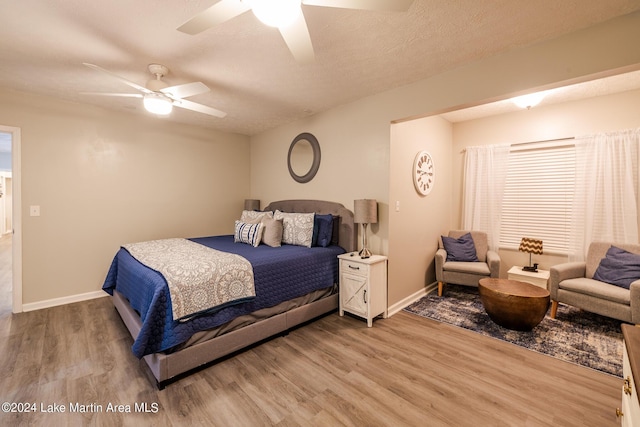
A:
[124,238,255,321]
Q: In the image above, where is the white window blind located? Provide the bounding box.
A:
[500,144,575,254]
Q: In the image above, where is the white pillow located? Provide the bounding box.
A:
[234,221,264,247]
[240,210,273,223]
[274,210,314,248]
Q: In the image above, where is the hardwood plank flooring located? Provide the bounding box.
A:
[0,291,623,426]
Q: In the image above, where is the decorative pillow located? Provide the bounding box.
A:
[274,210,315,247]
[234,221,264,247]
[441,233,479,262]
[593,246,640,289]
[312,214,334,247]
[330,215,340,246]
[261,217,284,248]
[240,210,273,223]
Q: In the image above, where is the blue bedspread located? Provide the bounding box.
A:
[102,235,345,358]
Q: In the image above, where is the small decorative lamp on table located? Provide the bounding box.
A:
[519,237,543,272]
[244,199,260,211]
[354,199,377,259]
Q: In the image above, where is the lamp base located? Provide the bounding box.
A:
[359,248,372,259]
[522,263,539,273]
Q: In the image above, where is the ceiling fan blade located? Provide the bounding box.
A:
[177,0,251,35]
[79,92,143,98]
[83,63,151,94]
[173,98,227,118]
[279,13,315,64]
[302,0,414,11]
[160,81,210,99]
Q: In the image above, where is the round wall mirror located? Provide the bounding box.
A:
[287,132,321,183]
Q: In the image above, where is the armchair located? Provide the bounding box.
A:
[435,230,501,296]
[549,242,640,324]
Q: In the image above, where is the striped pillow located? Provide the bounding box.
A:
[234,221,264,247]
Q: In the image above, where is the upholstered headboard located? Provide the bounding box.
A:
[264,199,356,253]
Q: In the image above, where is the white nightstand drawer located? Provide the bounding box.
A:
[341,260,369,277]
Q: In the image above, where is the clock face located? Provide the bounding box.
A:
[413,150,434,195]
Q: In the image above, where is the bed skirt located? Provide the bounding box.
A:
[112,290,338,388]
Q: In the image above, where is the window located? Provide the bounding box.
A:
[500,143,575,254]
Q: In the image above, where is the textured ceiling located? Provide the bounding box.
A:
[1,0,640,136]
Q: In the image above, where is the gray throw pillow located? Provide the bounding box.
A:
[261,217,284,247]
[593,246,640,289]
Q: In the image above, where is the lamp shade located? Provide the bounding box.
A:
[519,237,543,255]
[244,199,260,211]
[354,199,377,224]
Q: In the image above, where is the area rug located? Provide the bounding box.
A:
[404,284,625,377]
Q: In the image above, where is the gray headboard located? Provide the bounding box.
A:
[264,199,356,253]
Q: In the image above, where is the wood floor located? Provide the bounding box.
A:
[0,282,623,427]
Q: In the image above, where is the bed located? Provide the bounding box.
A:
[102,199,356,388]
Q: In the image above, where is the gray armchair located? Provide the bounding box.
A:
[435,230,501,297]
[549,242,640,324]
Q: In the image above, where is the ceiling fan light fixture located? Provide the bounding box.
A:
[511,91,548,109]
[143,93,173,115]
[250,0,301,28]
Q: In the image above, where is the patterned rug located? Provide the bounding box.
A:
[404,284,625,377]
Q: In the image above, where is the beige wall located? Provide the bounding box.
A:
[389,116,452,307]
[450,88,640,275]
[0,88,249,306]
[250,102,392,255]
[250,11,640,309]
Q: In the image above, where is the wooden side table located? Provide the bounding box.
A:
[507,266,550,289]
[338,253,387,327]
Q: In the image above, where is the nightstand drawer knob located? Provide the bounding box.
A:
[348,265,360,270]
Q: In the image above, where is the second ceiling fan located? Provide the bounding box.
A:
[178,0,414,64]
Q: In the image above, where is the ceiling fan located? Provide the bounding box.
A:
[81,63,227,118]
[177,0,415,64]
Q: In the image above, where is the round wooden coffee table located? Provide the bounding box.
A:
[478,278,550,331]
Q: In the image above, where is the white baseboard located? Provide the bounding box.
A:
[387,281,438,317]
[22,290,108,312]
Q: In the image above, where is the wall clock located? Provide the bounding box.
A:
[413,150,435,196]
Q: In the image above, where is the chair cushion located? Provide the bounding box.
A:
[441,233,479,262]
[443,261,490,276]
[593,246,640,289]
[559,277,630,305]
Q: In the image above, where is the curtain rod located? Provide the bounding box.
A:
[461,136,575,153]
[512,136,575,147]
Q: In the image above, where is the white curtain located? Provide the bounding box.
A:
[462,144,510,251]
[569,128,640,261]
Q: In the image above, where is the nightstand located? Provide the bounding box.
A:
[338,253,388,327]
[507,266,550,289]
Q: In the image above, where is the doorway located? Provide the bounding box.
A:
[0,126,21,315]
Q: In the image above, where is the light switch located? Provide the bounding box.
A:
[395,201,400,212]
[30,205,40,216]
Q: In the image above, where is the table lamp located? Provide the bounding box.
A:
[244,199,260,211]
[354,199,377,259]
[519,237,543,272]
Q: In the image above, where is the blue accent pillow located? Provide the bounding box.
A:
[312,214,334,247]
[593,246,640,289]
[441,233,479,262]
